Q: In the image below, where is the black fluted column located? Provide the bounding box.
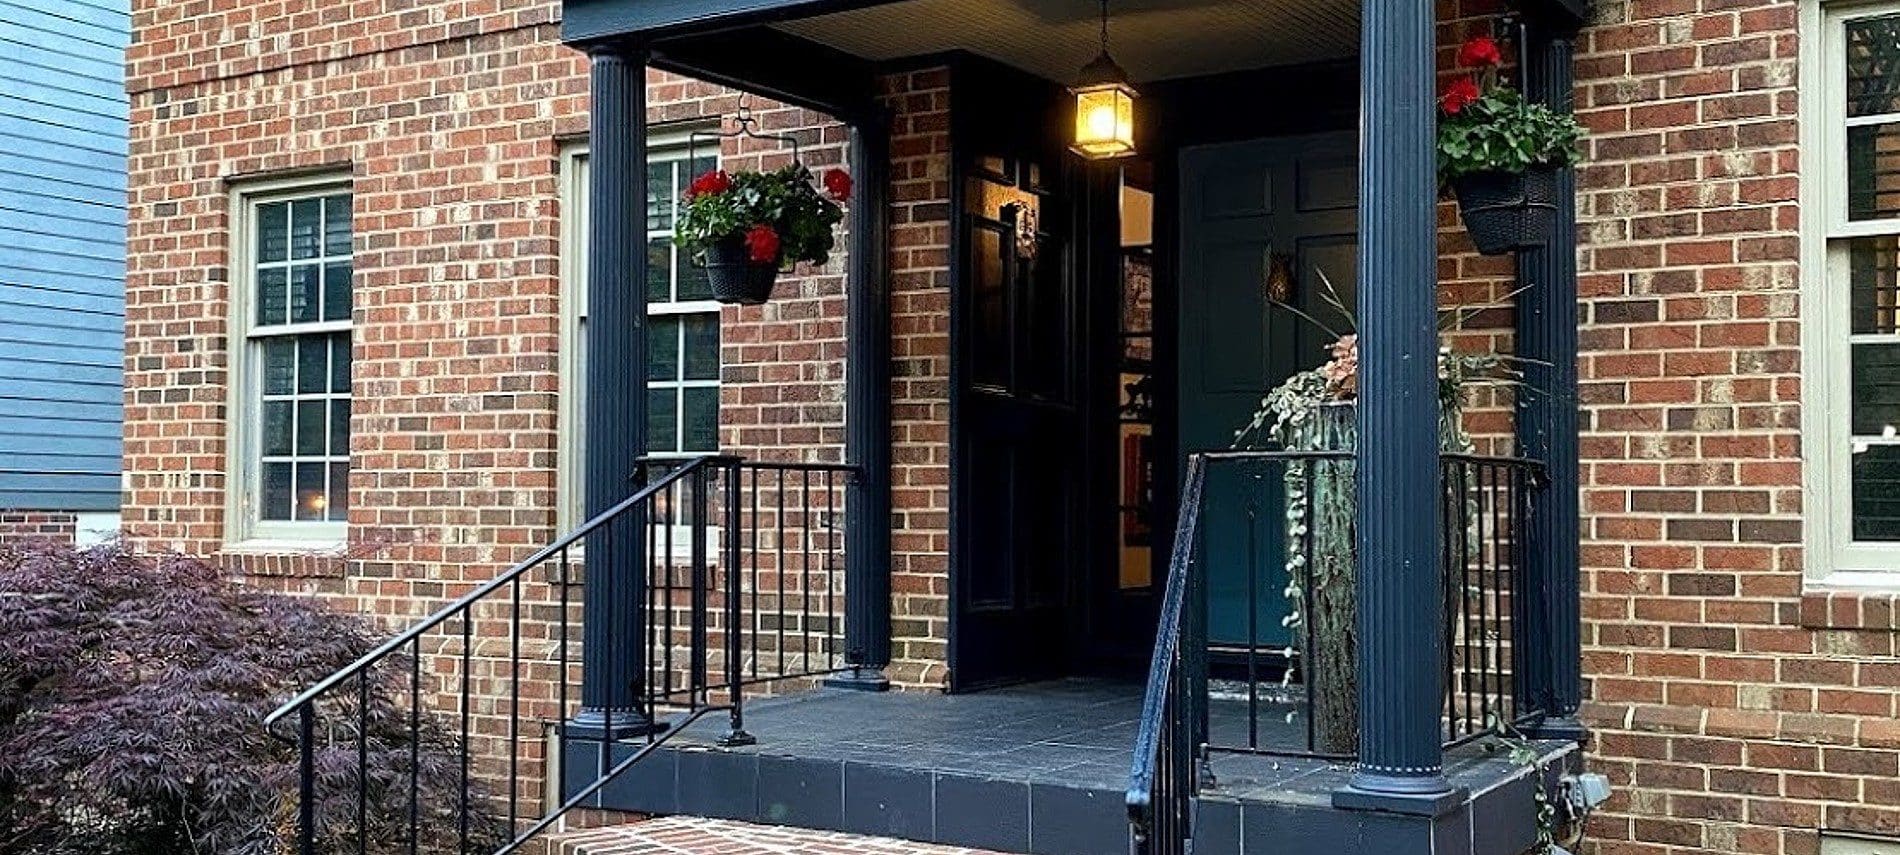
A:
[1517,21,1588,743]
[828,116,894,691]
[574,45,652,736]
[1333,0,1458,814]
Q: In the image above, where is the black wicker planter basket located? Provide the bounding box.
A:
[703,237,780,305]
[1451,167,1559,256]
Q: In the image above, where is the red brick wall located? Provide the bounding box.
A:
[118,0,880,808]
[1563,0,1900,851]
[881,66,955,689]
[0,512,78,546]
[119,0,954,728]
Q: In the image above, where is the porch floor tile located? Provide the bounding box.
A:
[667,677,1311,792]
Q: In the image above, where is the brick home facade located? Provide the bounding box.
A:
[118,0,1897,852]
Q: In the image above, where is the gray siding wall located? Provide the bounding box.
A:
[0,0,128,512]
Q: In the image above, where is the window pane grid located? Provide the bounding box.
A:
[1835,13,1900,553]
[579,147,721,459]
[249,190,351,528]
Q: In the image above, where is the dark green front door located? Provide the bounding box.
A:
[1177,132,1358,650]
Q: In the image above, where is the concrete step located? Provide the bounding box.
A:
[544,816,1016,854]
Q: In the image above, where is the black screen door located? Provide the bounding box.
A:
[951,158,1084,690]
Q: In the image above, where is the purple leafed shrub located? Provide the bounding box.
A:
[0,542,506,855]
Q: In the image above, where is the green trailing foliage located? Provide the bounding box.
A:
[1436,33,1585,181]
[1437,86,1585,181]
[673,164,847,268]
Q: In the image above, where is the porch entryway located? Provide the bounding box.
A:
[939,60,1373,687]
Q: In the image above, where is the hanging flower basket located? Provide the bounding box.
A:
[1450,167,1559,255]
[1437,34,1583,256]
[703,235,782,305]
[676,164,850,306]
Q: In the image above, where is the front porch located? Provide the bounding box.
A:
[570,679,1579,855]
[559,0,1595,842]
[269,0,1598,850]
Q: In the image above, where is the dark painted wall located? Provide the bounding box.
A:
[0,0,129,512]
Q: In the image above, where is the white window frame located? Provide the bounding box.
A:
[1804,0,1900,584]
[558,131,724,533]
[223,174,354,549]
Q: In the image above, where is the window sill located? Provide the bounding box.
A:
[218,538,352,578]
[1800,585,1900,631]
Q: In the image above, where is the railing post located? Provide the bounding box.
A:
[830,114,894,692]
[1188,533,1213,789]
[573,43,655,739]
[719,460,757,746]
[297,704,317,855]
[1333,0,1461,815]
[1515,17,1587,743]
[689,465,711,705]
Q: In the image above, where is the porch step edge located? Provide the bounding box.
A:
[542,816,1017,854]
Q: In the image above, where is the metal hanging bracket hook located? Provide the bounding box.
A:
[689,92,805,174]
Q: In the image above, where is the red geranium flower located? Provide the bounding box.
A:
[822,168,853,201]
[1440,77,1482,114]
[1458,35,1503,68]
[744,224,780,264]
[686,169,732,200]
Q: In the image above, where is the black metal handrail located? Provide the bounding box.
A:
[1126,452,1209,855]
[265,458,720,730]
[266,454,856,855]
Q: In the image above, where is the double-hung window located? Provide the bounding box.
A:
[559,139,723,528]
[228,181,353,545]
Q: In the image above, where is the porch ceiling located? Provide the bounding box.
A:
[771,0,1358,84]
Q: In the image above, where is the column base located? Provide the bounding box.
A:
[564,707,668,740]
[1333,773,1465,817]
[1523,714,1589,745]
[823,666,892,692]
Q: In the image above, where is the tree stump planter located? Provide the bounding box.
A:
[1281,399,1472,756]
[1283,402,1359,755]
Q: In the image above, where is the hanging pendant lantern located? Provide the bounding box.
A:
[1071,0,1138,159]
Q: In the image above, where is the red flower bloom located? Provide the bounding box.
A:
[1456,35,1503,68]
[822,168,853,201]
[744,224,780,264]
[1457,35,1503,68]
[686,169,732,200]
[1440,77,1482,114]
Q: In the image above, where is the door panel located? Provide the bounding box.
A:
[953,157,1082,690]
[1177,133,1358,650]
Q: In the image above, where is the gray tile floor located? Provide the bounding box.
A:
[619,678,1577,855]
[669,678,1554,802]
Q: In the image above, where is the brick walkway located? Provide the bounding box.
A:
[545,816,1014,854]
